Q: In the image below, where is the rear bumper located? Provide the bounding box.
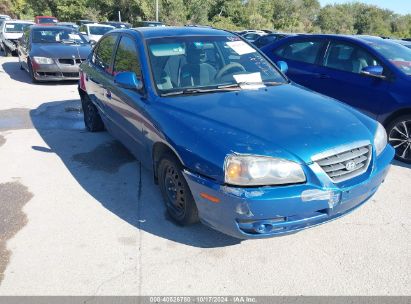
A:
[183,145,395,239]
[32,62,80,81]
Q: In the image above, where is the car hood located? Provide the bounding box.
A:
[152,84,375,180]
[3,32,23,40]
[31,43,91,59]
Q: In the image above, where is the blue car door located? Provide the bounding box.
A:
[86,33,119,115]
[102,34,149,163]
[312,40,393,119]
[265,37,327,92]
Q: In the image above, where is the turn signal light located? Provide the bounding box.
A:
[227,162,242,179]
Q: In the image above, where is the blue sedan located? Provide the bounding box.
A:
[78,27,393,239]
[262,35,411,163]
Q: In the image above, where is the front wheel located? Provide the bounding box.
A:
[158,154,199,225]
[3,46,10,57]
[28,60,38,83]
[387,115,411,163]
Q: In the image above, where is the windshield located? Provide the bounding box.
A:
[369,41,411,75]
[89,26,113,35]
[5,23,32,33]
[38,18,57,24]
[147,35,287,95]
[32,28,88,44]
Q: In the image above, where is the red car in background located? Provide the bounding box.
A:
[34,16,58,25]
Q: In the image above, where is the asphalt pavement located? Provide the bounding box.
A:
[0,55,410,295]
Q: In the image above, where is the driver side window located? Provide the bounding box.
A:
[323,41,381,74]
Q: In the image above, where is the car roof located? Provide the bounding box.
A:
[4,20,34,24]
[280,34,401,46]
[31,25,78,30]
[130,26,230,39]
[388,39,411,46]
[85,23,115,28]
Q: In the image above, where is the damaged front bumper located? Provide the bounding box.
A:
[183,145,394,239]
[32,61,80,81]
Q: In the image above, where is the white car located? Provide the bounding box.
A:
[0,14,11,21]
[0,20,34,56]
[79,23,114,43]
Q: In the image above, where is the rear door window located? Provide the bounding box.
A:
[92,34,118,73]
[274,40,324,64]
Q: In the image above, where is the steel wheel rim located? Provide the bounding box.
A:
[389,120,411,161]
[164,164,185,218]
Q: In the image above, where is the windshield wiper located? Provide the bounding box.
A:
[160,86,241,97]
[217,81,284,89]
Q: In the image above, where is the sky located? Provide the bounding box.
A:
[319,0,411,15]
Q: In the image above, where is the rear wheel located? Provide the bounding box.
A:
[158,154,199,225]
[387,115,411,163]
[81,93,104,132]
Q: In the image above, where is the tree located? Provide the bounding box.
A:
[316,4,355,34]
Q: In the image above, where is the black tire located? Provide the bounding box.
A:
[81,93,105,132]
[158,153,199,225]
[27,60,38,83]
[3,46,10,57]
[387,115,411,164]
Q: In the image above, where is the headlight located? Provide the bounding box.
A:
[33,56,54,64]
[224,155,306,186]
[374,122,387,156]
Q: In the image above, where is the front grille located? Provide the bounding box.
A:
[315,145,372,183]
[58,58,75,65]
[58,58,85,65]
[62,72,79,78]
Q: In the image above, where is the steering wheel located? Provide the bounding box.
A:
[215,62,246,80]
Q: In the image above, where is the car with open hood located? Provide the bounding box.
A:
[0,20,34,56]
[17,26,92,82]
[78,27,394,239]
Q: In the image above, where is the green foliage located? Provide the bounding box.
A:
[1,0,410,38]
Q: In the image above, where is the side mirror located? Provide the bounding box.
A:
[80,31,86,35]
[361,65,385,79]
[277,61,288,74]
[114,72,143,90]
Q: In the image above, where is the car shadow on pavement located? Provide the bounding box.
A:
[30,100,241,248]
[392,160,411,169]
[1,61,78,86]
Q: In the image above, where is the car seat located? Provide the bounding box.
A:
[179,44,217,87]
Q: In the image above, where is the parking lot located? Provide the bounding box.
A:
[0,54,410,295]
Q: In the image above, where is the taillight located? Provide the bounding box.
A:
[79,70,86,92]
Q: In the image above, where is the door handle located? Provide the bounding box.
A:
[316,73,330,79]
[105,89,112,99]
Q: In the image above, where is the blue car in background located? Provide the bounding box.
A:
[262,35,411,163]
[78,27,393,239]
